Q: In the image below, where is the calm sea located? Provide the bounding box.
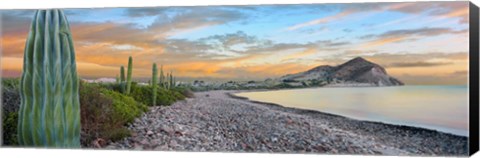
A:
[236,86,469,136]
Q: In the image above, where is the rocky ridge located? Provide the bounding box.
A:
[280,57,404,86]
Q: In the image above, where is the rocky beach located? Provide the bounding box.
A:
[105,90,468,156]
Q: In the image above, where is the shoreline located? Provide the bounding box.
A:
[227,91,467,138]
[107,90,468,156]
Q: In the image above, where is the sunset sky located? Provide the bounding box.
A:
[0,2,470,85]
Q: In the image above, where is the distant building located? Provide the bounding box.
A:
[82,78,116,83]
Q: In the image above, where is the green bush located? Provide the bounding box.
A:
[98,82,122,92]
[2,112,18,146]
[101,89,147,123]
[172,86,194,98]
[2,80,148,147]
[171,89,186,100]
[79,82,146,147]
[130,85,185,106]
[80,83,113,146]
[157,87,184,105]
[2,78,21,114]
[2,78,20,91]
[2,78,21,146]
[130,85,154,106]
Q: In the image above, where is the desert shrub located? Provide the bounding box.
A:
[101,89,147,123]
[2,78,21,146]
[79,82,146,147]
[173,87,194,98]
[1,80,147,147]
[80,82,114,147]
[2,78,21,114]
[2,112,18,146]
[99,82,121,91]
[171,89,186,100]
[99,82,139,95]
[130,85,185,106]
[2,78,20,91]
[157,88,181,105]
[130,85,154,106]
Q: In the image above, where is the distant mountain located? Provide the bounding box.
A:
[280,57,404,86]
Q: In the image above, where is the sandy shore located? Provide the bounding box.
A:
[105,90,468,156]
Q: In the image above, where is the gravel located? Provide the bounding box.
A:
[104,90,468,156]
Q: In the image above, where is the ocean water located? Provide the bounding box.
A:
[236,86,469,136]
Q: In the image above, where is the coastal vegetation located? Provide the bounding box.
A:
[1,9,187,147]
[3,75,187,147]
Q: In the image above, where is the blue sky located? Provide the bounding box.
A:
[1,1,470,84]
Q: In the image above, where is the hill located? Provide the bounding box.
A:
[280,57,404,86]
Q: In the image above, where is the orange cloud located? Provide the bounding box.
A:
[361,36,407,48]
[170,61,223,75]
[1,34,28,57]
[243,63,310,76]
[282,48,317,61]
[1,57,23,71]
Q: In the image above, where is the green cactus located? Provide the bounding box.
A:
[170,71,174,88]
[152,63,158,106]
[159,65,165,88]
[17,9,80,147]
[115,75,120,83]
[120,66,125,82]
[166,72,170,89]
[126,56,133,95]
[120,66,126,93]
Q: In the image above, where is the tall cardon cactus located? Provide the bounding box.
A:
[166,72,170,89]
[120,66,125,82]
[18,9,81,147]
[159,65,165,88]
[169,71,174,88]
[126,56,133,95]
[120,66,126,93]
[151,63,158,106]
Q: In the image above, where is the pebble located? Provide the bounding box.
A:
[146,131,154,135]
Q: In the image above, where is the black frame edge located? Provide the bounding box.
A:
[469,1,480,156]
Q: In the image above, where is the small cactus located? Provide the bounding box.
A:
[169,71,174,88]
[126,56,133,95]
[120,66,126,93]
[120,66,125,82]
[115,75,120,83]
[166,72,170,89]
[159,65,165,88]
[18,9,80,147]
[152,63,158,106]
[173,76,176,87]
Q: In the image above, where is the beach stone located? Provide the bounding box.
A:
[146,130,154,135]
[159,125,174,134]
[139,139,149,145]
[170,140,178,147]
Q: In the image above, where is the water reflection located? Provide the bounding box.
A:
[236,86,469,136]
